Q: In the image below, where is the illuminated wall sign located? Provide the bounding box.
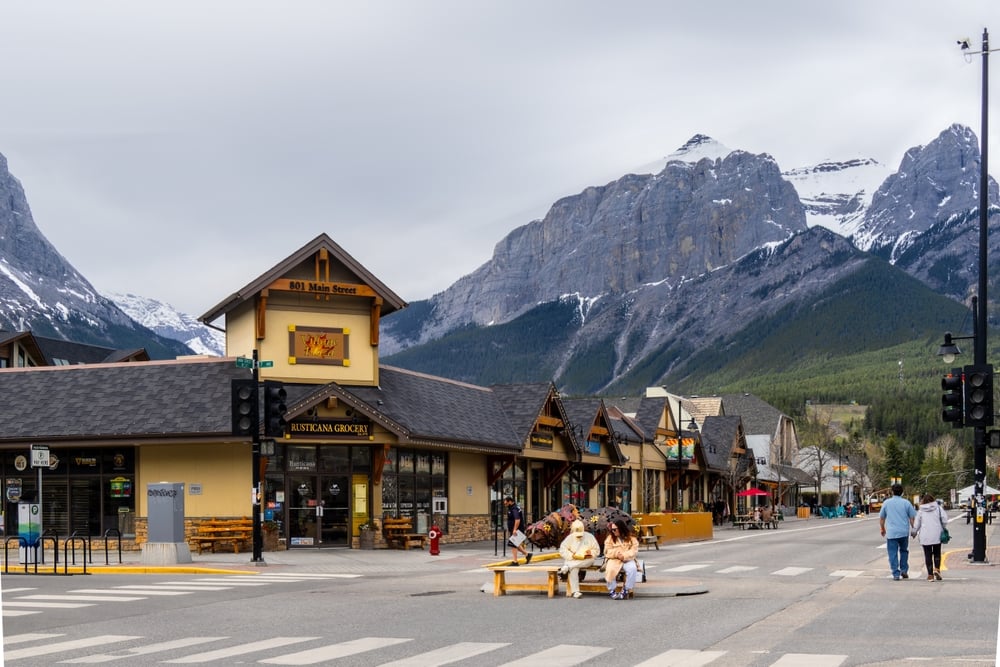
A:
[289,418,373,439]
[288,325,350,366]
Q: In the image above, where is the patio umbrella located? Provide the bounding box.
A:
[736,488,770,497]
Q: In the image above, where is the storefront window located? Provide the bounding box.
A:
[381,447,448,531]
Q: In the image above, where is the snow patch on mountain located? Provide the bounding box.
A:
[107,292,225,357]
[782,157,889,238]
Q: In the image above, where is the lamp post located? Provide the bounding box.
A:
[671,398,699,512]
[936,29,996,563]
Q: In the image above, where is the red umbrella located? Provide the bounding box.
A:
[736,488,770,497]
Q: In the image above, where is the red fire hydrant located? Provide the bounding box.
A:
[428,525,441,555]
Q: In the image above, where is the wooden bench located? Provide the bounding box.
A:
[490,566,560,597]
[193,518,253,554]
[488,560,645,598]
[381,516,427,550]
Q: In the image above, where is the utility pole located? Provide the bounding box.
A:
[973,28,990,563]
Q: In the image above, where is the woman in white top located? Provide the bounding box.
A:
[912,493,948,581]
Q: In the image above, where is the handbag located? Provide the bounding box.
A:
[940,527,951,544]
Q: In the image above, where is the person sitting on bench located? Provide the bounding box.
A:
[557,520,599,599]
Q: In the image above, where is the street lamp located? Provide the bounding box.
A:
[938,28,997,563]
[670,401,699,512]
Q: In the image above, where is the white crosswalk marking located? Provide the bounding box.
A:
[2,600,94,609]
[17,594,146,602]
[829,570,864,578]
[260,637,412,665]
[772,567,812,576]
[60,637,229,663]
[716,565,757,574]
[770,653,847,666]
[163,636,318,664]
[663,564,712,572]
[3,635,139,661]
[4,632,64,645]
[2,609,41,617]
[100,586,193,595]
[497,644,612,667]
[378,641,508,666]
[634,648,727,666]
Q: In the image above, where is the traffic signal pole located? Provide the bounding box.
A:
[251,349,265,565]
[972,28,990,564]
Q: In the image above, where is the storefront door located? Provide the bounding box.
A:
[287,474,350,547]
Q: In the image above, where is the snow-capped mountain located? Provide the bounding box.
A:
[107,292,225,357]
[782,157,890,238]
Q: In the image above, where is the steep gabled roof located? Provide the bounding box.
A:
[345,366,520,453]
[699,415,744,471]
[720,393,785,438]
[561,397,626,464]
[489,382,560,444]
[199,233,407,324]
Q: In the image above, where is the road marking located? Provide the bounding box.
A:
[772,567,812,576]
[771,653,846,666]
[2,601,94,608]
[716,566,757,574]
[61,637,229,663]
[497,643,612,667]
[663,564,712,572]
[259,637,411,665]
[1,610,40,617]
[3,632,64,645]
[378,641,508,666]
[164,636,319,664]
[3,635,138,661]
[634,648,727,666]
[15,594,146,602]
[830,570,864,578]
[86,587,192,596]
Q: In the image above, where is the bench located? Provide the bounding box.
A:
[488,559,645,598]
[490,566,560,597]
[638,525,659,550]
[382,516,427,550]
[193,518,252,554]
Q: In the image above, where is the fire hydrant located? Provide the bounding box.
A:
[428,525,441,555]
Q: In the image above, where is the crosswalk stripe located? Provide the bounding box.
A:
[770,653,847,666]
[60,637,229,663]
[772,567,812,576]
[663,564,711,572]
[111,584,228,591]
[2,610,41,617]
[633,648,727,666]
[716,566,757,574]
[259,637,412,665]
[2,588,37,593]
[4,632,64,645]
[3,635,138,661]
[378,641,508,666]
[829,570,864,578]
[16,594,146,602]
[83,587,192,596]
[3,601,95,608]
[163,636,318,664]
[498,643,612,667]
[236,573,362,579]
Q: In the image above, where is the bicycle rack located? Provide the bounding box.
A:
[4,536,41,574]
[101,528,123,565]
[67,530,90,567]
[63,535,88,574]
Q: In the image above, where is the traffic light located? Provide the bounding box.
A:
[941,368,964,428]
[263,381,287,437]
[231,379,258,436]
[964,364,995,427]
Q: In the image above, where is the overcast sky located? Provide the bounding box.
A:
[1,1,998,317]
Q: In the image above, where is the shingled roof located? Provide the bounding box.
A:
[0,357,249,443]
[345,366,521,454]
[720,393,784,438]
[699,415,745,472]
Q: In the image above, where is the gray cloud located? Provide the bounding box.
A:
[0,1,994,315]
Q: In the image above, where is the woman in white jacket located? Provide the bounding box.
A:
[912,493,947,581]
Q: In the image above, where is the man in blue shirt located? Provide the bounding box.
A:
[879,483,917,580]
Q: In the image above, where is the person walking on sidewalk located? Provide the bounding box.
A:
[879,483,916,580]
[912,493,947,581]
[558,520,599,598]
[503,496,532,565]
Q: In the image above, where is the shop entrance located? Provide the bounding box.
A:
[287,474,350,547]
